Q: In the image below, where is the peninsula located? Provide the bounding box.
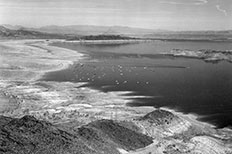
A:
[163,49,232,63]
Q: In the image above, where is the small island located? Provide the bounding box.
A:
[80,35,136,40]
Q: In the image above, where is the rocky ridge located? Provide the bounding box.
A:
[129,109,232,154]
[0,115,153,154]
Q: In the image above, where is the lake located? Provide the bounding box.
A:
[41,40,232,128]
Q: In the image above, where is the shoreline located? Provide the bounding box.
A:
[0,39,228,129]
[0,39,84,81]
[49,40,231,130]
[0,39,84,114]
[1,39,231,153]
[161,48,232,63]
[0,39,155,121]
[58,39,153,44]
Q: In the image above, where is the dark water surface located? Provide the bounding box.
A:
[42,41,232,128]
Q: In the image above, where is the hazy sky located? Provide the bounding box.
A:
[0,0,231,30]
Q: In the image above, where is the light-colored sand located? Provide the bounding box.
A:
[0,39,82,114]
[0,39,84,81]
[0,39,154,123]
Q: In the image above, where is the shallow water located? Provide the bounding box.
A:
[42,40,232,128]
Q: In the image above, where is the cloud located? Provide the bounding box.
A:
[216,5,227,16]
[159,0,208,5]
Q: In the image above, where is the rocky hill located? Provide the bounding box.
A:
[0,109,232,154]
[0,115,153,154]
[130,109,232,154]
[79,119,153,151]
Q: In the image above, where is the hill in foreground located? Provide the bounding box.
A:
[0,115,152,154]
[131,109,232,154]
[1,109,232,154]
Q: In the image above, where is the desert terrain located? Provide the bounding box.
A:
[0,39,231,154]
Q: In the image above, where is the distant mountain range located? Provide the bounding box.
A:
[3,24,157,36]
[0,25,66,39]
[1,24,232,40]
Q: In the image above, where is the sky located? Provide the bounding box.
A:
[0,0,231,30]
